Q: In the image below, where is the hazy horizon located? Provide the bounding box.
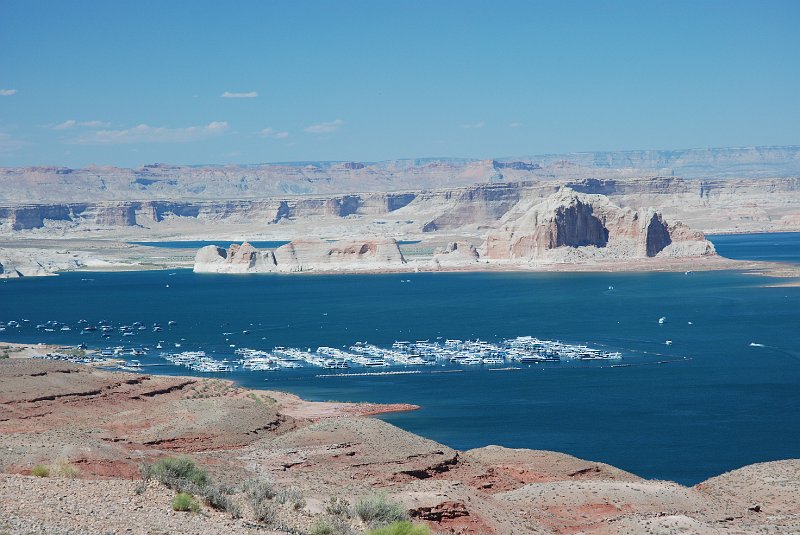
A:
[3,143,800,171]
[2,0,799,168]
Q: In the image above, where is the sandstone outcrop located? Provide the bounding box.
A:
[484,188,715,262]
[0,248,84,278]
[193,242,277,273]
[194,238,407,274]
[274,238,406,272]
[432,241,481,266]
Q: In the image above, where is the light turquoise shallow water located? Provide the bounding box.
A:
[1,233,798,484]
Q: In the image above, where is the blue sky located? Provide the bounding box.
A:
[1,0,798,167]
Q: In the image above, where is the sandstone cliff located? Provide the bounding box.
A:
[193,242,278,274]
[432,241,481,267]
[484,188,715,262]
[2,176,800,238]
[3,146,799,204]
[273,238,406,272]
[194,238,407,274]
[0,248,85,278]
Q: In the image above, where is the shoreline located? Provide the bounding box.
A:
[3,229,800,280]
[1,357,798,533]
[1,354,794,482]
[3,252,799,280]
[0,344,420,419]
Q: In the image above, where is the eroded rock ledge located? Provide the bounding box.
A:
[484,187,716,262]
[1,358,798,534]
[194,238,407,274]
[193,190,715,275]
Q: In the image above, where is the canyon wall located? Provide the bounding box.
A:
[3,146,799,204]
[483,188,715,261]
[0,191,417,232]
[1,176,799,236]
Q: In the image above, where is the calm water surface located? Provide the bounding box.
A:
[1,233,798,485]
[707,232,800,264]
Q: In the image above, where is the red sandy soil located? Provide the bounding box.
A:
[1,358,798,534]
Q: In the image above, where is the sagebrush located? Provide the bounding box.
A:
[354,493,408,525]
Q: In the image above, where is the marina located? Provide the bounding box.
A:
[4,317,626,373]
[1,264,798,485]
[160,336,623,373]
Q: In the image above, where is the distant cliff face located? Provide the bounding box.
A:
[0,192,418,232]
[3,146,800,203]
[194,239,407,274]
[484,188,715,261]
[1,176,799,237]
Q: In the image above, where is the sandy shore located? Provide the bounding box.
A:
[3,236,800,280]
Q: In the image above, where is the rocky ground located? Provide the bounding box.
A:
[0,358,798,534]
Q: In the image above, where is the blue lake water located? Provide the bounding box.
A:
[1,233,799,485]
[707,232,800,264]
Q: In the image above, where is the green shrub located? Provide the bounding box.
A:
[242,477,276,503]
[252,499,277,524]
[354,493,408,525]
[31,464,49,478]
[275,486,306,510]
[241,477,280,523]
[310,518,335,535]
[201,484,241,518]
[364,521,430,535]
[51,457,80,479]
[311,515,353,535]
[324,496,351,517]
[142,456,208,492]
[171,492,200,513]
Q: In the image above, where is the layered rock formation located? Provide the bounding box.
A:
[2,358,799,534]
[193,242,277,274]
[0,248,85,278]
[273,238,406,272]
[432,241,481,266]
[0,192,417,233]
[484,188,715,262]
[2,175,800,237]
[3,146,800,204]
[194,239,407,274]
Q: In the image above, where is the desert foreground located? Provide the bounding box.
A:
[1,357,797,534]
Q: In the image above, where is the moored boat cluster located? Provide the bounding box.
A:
[159,336,623,373]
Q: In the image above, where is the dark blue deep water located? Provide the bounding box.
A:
[707,232,800,264]
[1,233,799,485]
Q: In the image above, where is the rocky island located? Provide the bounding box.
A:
[194,238,407,274]
[190,189,719,275]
